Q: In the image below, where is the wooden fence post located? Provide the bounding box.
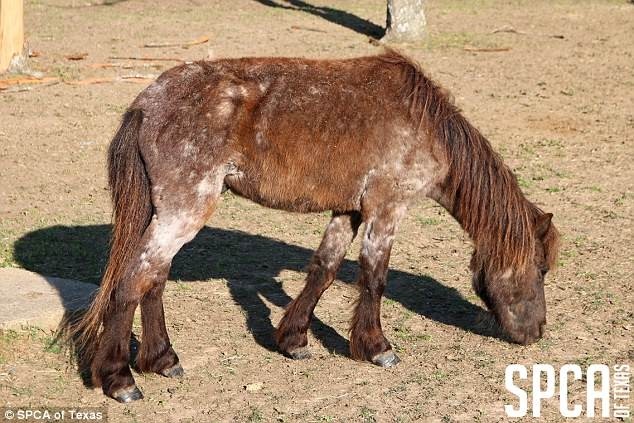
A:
[0,0,25,73]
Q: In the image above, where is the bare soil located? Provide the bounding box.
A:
[0,0,632,422]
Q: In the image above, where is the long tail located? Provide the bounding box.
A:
[69,108,153,357]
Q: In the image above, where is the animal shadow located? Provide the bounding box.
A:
[14,224,499,371]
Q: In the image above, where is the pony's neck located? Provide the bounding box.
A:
[379,49,538,273]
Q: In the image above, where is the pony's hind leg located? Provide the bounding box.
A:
[95,216,207,402]
[137,270,183,378]
[132,219,198,379]
[95,173,224,402]
[132,175,225,379]
[93,287,143,403]
[350,203,405,368]
[276,211,362,359]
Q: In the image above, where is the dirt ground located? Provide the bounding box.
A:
[0,0,633,421]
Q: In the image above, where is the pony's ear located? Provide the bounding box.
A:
[535,213,553,239]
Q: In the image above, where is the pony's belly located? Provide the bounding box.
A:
[224,172,362,213]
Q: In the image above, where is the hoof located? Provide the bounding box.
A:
[111,385,144,403]
[288,347,312,360]
[371,350,400,368]
[160,363,184,378]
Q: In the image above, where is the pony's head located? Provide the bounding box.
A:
[471,213,559,345]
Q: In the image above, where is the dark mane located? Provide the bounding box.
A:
[378,48,558,274]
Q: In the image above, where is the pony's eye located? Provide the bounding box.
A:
[540,268,549,277]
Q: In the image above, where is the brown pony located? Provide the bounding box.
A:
[72,49,559,402]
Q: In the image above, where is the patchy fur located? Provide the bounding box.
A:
[71,49,559,401]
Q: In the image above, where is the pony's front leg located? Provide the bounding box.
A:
[350,205,403,368]
[276,211,362,359]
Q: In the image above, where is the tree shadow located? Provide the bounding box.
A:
[13,224,500,363]
[254,0,385,38]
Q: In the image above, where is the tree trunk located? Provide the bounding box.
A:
[383,0,426,42]
[0,0,25,73]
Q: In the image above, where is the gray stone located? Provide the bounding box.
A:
[0,268,97,331]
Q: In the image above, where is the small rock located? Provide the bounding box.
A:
[245,382,263,392]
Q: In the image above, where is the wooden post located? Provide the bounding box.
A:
[0,0,24,72]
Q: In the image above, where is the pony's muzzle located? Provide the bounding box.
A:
[500,303,546,345]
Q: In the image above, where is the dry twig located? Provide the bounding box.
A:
[0,76,58,90]
[109,55,185,62]
[289,25,327,34]
[65,52,89,61]
[143,35,209,48]
[463,46,511,53]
